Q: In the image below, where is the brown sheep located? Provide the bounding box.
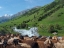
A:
[37,41,45,48]
[20,39,39,48]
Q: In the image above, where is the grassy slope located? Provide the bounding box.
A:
[0,0,64,36]
[38,8,64,36]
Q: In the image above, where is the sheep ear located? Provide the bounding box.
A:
[49,40,51,44]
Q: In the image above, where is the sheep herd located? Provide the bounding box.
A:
[0,33,64,48]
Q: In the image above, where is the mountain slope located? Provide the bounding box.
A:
[0,9,31,23]
[0,0,64,36]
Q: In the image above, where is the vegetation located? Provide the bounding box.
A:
[0,0,64,36]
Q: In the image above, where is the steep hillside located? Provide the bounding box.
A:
[0,0,64,36]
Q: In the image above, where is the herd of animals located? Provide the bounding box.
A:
[0,33,64,48]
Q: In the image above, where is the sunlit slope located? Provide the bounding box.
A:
[39,8,64,25]
[38,8,64,36]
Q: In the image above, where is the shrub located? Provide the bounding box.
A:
[48,25,58,33]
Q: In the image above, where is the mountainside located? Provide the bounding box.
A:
[0,0,64,36]
[0,9,31,23]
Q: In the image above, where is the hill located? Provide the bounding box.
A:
[0,0,64,36]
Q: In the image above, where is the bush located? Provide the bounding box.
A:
[48,25,58,33]
[20,23,28,28]
[55,24,62,30]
